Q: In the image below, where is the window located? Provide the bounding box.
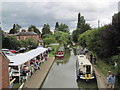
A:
[17,36,20,40]
[24,36,27,40]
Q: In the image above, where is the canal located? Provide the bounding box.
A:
[42,49,98,88]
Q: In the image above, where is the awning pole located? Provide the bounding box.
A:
[18,65,20,83]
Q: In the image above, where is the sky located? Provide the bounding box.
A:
[1,0,119,33]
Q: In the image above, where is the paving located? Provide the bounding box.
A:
[23,57,55,88]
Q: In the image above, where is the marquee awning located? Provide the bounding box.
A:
[7,47,48,66]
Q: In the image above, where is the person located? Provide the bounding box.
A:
[108,73,116,88]
[84,48,88,54]
[90,53,93,63]
[106,71,112,86]
[93,56,96,65]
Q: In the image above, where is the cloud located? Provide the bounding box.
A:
[2,0,119,32]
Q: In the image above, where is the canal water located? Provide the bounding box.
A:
[42,49,98,88]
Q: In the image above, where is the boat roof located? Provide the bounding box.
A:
[77,55,91,65]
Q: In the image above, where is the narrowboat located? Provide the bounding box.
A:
[55,46,65,59]
[76,55,95,81]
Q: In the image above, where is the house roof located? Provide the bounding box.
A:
[16,32,38,36]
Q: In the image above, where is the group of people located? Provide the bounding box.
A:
[9,51,49,84]
[20,51,48,82]
[77,47,88,55]
[76,47,97,65]
[89,53,96,65]
[106,71,116,88]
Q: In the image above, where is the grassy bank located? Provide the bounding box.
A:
[47,45,60,57]
[96,59,115,77]
[87,50,120,88]
[88,50,115,76]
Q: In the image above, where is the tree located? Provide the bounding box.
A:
[72,13,91,43]
[58,23,69,33]
[42,34,54,39]
[28,25,40,34]
[16,24,21,32]
[43,38,56,45]
[9,24,21,34]
[54,31,70,47]
[2,36,21,49]
[77,13,85,28]
[72,29,79,43]
[41,24,52,37]
[27,38,38,49]
[55,22,59,31]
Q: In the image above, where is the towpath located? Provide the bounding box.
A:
[23,57,55,88]
[93,65,109,89]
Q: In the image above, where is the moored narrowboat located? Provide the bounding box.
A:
[76,55,95,81]
[55,46,65,59]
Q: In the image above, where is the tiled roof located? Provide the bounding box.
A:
[16,32,37,36]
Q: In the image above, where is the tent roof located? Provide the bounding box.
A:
[7,47,47,66]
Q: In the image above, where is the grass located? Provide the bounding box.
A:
[96,59,115,77]
[87,50,115,77]
[96,56,119,88]
[47,45,60,57]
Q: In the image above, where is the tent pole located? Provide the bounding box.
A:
[18,65,20,83]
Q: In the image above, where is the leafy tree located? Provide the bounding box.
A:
[42,34,54,39]
[28,25,40,34]
[55,22,59,31]
[72,13,91,43]
[78,12,120,85]
[58,23,69,33]
[16,24,21,32]
[2,36,21,49]
[9,24,21,34]
[41,24,52,37]
[43,38,56,45]
[72,29,79,43]
[54,31,70,47]
[27,38,38,49]
[77,13,85,28]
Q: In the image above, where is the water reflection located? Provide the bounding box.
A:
[77,79,98,89]
[55,49,71,66]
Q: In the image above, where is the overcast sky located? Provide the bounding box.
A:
[1,0,119,33]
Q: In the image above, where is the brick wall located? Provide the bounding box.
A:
[16,35,41,43]
[0,52,9,89]
[0,54,2,90]
[2,56,9,88]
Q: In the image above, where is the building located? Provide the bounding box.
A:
[16,30,41,43]
[0,51,10,89]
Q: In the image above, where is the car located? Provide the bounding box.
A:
[10,50,17,53]
[18,47,26,52]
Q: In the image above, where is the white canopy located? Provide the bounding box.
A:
[7,47,48,66]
